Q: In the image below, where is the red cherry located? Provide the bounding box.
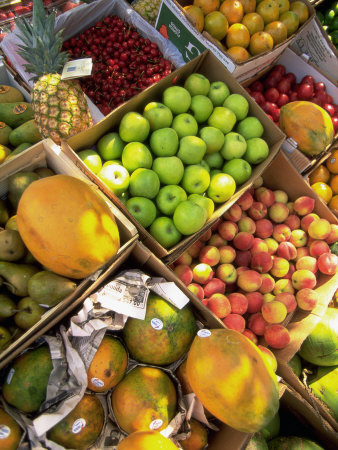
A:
[297,83,314,100]
[268,69,283,82]
[284,72,296,85]
[251,91,266,106]
[272,64,286,76]
[327,94,333,104]
[271,107,280,122]
[314,81,326,92]
[316,91,329,106]
[264,87,279,103]
[250,80,264,92]
[289,92,298,101]
[332,116,338,133]
[301,75,315,86]
[264,76,279,89]
[277,93,289,107]
[277,79,291,94]
[324,104,335,117]
[263,102,278,115]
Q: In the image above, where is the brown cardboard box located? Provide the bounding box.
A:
[62,50,285,264]
[0,138,138,369]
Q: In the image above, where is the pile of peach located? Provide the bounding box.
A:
[171,182,338,350]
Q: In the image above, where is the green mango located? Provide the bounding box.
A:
[0,102,34,128]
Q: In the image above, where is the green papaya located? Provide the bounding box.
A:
[0,102,34,128]
[0,85,24,103]
[0,121,12,145]
[268,436,324,449]
[4,143,32,161]
[309,365,338,422]
[246,433,269,449]
[9,119,42,147]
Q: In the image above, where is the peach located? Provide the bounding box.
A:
[250,238,269,255]
[259,273,275,294]
[255,219,274,239]
[284,263,296,280]
[199,245,220,266]
[187,240,204,258]
[200,228,212,242]
[247,312,268,336]
[238,216,256,234]
[208,233,227,248]
[261,301,287,324]
[274,292,297,313]
[248,201,267,220]
[236,266,250,276]
[242,328,258,345]
[291,269,317,290]
[289,229,308,247]
[296,256,318,274]
[216,263,237,284]
[268,202,289,223]
[233,232,254,250]
[300,213,320,232]
[308,218,331,240]
[317,252,338,276]
[258,345,278,372]
[273,278,295,295]
[273,189,288,204]
[287,201,294,213]
[234,250,251,268]
[272,224,291,243]
[277,241,297,260]
[285,214,301,231]
[207,293,231,319]
[228,292,248,315]
[211,218,222,231]
[223,204,242,222]
[264,237,279,255]
[201,298,209,306]
[246,291,264,313]
[296,246,310,260]
[174,250,192,266]
[218,221,238,241]
[293,195,315,216]
[219,245,236,264]
[253,176,263,188]
[263,293,275,303]
[251,252,273,273]
[192,263,214,284]
[204,278,226,297]
[236,191,253,210]
[309,240,330,257]
[237,270,262,292]
[174,264,193,286]
[255,187,275,207]
[264,324,290,349]
[296,288,319,311]
[187,283,205,301]
[223,314,245,333]
[325,224,338,245]
[270,256,290,278]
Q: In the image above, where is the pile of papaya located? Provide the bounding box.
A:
[0,84,41,164]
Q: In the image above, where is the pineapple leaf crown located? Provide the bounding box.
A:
[15,0,69,81]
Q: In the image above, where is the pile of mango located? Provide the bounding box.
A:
[316,0,338,48]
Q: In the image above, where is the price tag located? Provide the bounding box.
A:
[61,58,93,80]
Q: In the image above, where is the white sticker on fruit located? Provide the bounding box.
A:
[91,377,104,388]
[197,329,211,338]
[151,318,163,330]
[72,418,86,434]
[0,425,10,439]
[61,58,93,80]
[6,368,14,385]
[149,419,163,430]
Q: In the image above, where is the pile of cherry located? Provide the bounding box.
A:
[62,15,174,115]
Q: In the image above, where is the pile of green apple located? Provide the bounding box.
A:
[78,73,270,249]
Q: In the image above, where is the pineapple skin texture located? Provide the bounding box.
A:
[32,74,93,145]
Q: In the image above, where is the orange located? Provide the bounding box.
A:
[309,164,331,184]
[184,5,205,32]
[326,149,338,174]
[311,182,333,204]
[226,45,250,61]
[290,1,309,24]
[264,20,288,45]
[220,0,244,25]
[226,23,251,47]
[193,0,220,15]
[239,0,256,13]
[279,10,300,36]
[256,0,280,25]
[242,12,265,35]
[204,10,229,39]
[330,174,338,194]
[328,194,338,211]
[249,30,274,55]
[277,0,290,15]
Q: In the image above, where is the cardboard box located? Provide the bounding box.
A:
[0,138,138,370]
[62,50,285,264]
[155,0,316,83]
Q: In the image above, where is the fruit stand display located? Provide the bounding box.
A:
[316,0,338,48]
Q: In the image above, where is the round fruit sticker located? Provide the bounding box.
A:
[197,329,211,338]
[151,318,163,330]
[149,419,163,430]
[0,425,10,439]
[0,122,6,129]
[13,104,27,115]
[0,86,10,94]
[72,418,86,434]
[90,377,104,388]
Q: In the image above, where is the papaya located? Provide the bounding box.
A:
[87,335,128,392]
[9,119,42,146]
[117,431,179,449]
[186,329,279,433]
[0,407,22,450]
[4,142,32,161]
[259,412,280,441]
[112,366,177,434]
[2,345,53,413]
[179,418,208,450]
[308,365,338,422]
[16,174,120,279]
[47,393,104,449]
[0,102,34,129]
[0,121,12,145]
[123,293,197,365]
[0,85,24,103]
[279,101,334,156]
[246,433,269,450]
[267,436,324,449]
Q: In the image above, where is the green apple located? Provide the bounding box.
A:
[181,165,210,195]
[119,112,150,142]
[177,136,207,165]
[162,86,191,114]
[117,191,129,206]
[103,160,122,168]
[208,80,230,106]
[97,132,125,160]
[223,94,249,121]
[126,197,157,228]
[143,102,173,130]
[190,95,214,123]
[221,132,247,160]
[199,126,225,154]
[149,128,179,157]
[199,160,210,172]
[222,158,252,185]
[78,149,102,174]
[207,172,236,203]
[204,152,224,169]
[210,168,222,177]
[129,168,160,199]
[173,200,208,235]
[184,73,210,96]
[188,193,215,219]
[208,107,237,134]
[156,185,187,216]
[121,142,153,173]
[236,116,264,139]
[97,164,130,196]
[152,156,184,185]
[149,216,182,248]
[171,113,198,139]
[243,138,269,165]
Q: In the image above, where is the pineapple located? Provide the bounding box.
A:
[15,0,92,145]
